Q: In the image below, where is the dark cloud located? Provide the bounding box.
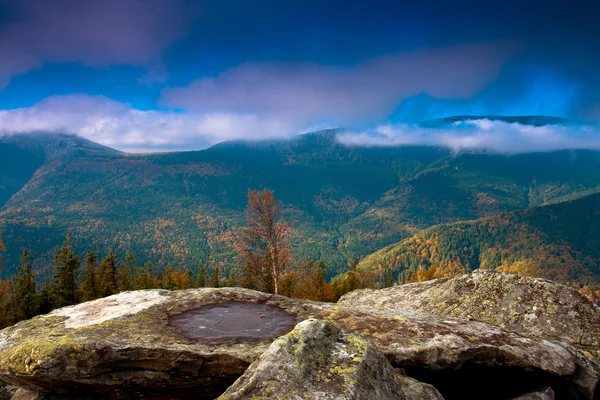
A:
[162,43,516,127]
[0,0,194,88]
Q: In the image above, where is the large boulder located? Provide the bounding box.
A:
[0,285,596,399]
[339,270,600,359]
[218,319,444,400]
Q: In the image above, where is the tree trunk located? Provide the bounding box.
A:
[272,262,278,294]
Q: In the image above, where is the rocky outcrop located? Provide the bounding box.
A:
[511,387,555,400]
[339,270,600,359]
[0,283,596,399]
[218,319,444,400]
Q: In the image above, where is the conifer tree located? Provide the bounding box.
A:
[162,266,176,290]
[0,232,5,271]
[210,266,220,288]
[197,263,206,287]
[227,270,236,287]
[118,249,136,291]
[14,249,37,321]
[37,282,53,315]
[81,251,98,302]
[384,267,394,288]
[99,250,117,297]
[52,234,80,308]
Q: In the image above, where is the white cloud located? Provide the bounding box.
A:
[0,95,296,152]
[337,120,600,153]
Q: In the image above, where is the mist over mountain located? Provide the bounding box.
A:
[1,118,600,283]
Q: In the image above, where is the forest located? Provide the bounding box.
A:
[0,190,383,330]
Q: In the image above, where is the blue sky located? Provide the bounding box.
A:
[0,0,599,151]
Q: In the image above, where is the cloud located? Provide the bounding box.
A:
[162,43,516,126]
[0,0,193,88]
[0,95,295,152]
[337,119,600,153]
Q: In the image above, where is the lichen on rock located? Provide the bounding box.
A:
[218,319,444,400]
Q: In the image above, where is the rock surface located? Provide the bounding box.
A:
[0,282,596,399]
[511,387,555,400]
[218,319,444,400]
[339,270,600,359]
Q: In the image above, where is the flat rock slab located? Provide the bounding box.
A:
[340,270,600,359]
[0,286,596,399]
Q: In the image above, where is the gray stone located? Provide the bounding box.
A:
[218,319,444,400]
[0,285,595,398]
[339,269,600,360]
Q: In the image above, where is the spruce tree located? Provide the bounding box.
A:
[118,250,136,291]
[384,267,394,288]
[162,266,176,290]
[81,251,98,302]
[210,266,220,288]
[37,282,53,315]
[52,234,80,308]
[197,263,206,288]
[0,232,5,271]
[100,250,117,297]
[14,249,37,321]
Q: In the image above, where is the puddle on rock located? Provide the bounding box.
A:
[169,302,297,341]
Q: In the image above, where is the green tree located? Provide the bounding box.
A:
[37,282,53,315]
[52,234,80,308]
[197,263,206,288]
[384,267,394,288]
[162,266,176,290]
[81,251,98,302]
[14,249,37,321]
[99,250,117,297]
[0,232,5,272]
[227,270,236,287]
[118,249,136,291]
[210,266,220,288]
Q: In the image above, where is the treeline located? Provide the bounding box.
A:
[0,232,382,330]
[359,194,600,305]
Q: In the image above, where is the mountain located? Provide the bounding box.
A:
[0,133,118,206]
[1,120,600,281]
[419,115,569,128]
[359,192,600,302]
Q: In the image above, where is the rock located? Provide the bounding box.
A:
[511,387,555,400]
[339,270,600,359]
[218,319,444,400]
[0,286,596,399]
[0,382,17,400]
[9,389,87,400]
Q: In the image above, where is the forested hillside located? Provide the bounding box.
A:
[360,192,600,302]
[2,124,600,281]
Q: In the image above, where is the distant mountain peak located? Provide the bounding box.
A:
[0,132,119,162]
[420,115,568,128]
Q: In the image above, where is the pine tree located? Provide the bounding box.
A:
[384,267,394,288]
[227,270,236,287]
[210,266,220,288]
[52,234,80,308]
[118,249,136,291]
[81,251,98,302]
[99,250,117,297]
[197,263,206,288]
[162,266,176,290]
[0,232,5,272]
[37,282,53,315]
[14,249,37,321]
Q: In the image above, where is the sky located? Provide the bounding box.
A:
[0,0,599,152]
